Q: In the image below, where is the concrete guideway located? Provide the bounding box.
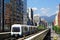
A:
[24,29,49,40]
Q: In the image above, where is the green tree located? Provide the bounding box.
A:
[37,25,46,31]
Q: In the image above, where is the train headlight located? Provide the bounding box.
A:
[19,32,21,35]
[19,33,20,35]
[11,32,13,35]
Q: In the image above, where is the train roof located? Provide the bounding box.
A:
[11,24,37,28]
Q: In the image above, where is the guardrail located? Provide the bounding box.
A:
[25,29,49,40]
[0,32,11,40]
[0,32,10,34]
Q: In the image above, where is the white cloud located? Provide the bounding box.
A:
[40,8,50,16]
[55,10,59,13]
[50,10,58,16]
[32,7,37,11]
[34,14,40,16]
[40,8,50,14]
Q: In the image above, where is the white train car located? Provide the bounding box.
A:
[11,24,37,37]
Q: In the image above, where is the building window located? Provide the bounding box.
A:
[4,0,10,3]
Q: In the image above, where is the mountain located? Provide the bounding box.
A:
[41,14,56,23]
[49,14,56,22]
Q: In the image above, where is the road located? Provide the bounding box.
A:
[51,30,60,40]
[50,25,60,40]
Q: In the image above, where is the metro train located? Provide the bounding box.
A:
[11,24,37,37]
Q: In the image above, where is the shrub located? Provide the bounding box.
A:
[53,26,60,34]
[37,25,46,31]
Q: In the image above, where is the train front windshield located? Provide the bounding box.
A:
[12,27,20,32]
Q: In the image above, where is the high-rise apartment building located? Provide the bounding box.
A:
[58,4,60,26]
[23,0,27,24]
[27,8,33,20]
[4,3,12,31]
[0,0,27,32]
[54,4,60,26]
[27,8,33,25]
[10,0,27,24]
[33,14,41,26]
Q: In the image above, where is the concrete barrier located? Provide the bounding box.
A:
[0,32,10,34]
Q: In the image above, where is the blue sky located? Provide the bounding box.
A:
[27,0,60,16]
[4,0,60,16]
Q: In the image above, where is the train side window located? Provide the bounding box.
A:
[22,26,25,32]
[24,27,28,31]
[28,27,30,31]
[29,27,31,31]
[22,26,28,32]
[31,27,32,31]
